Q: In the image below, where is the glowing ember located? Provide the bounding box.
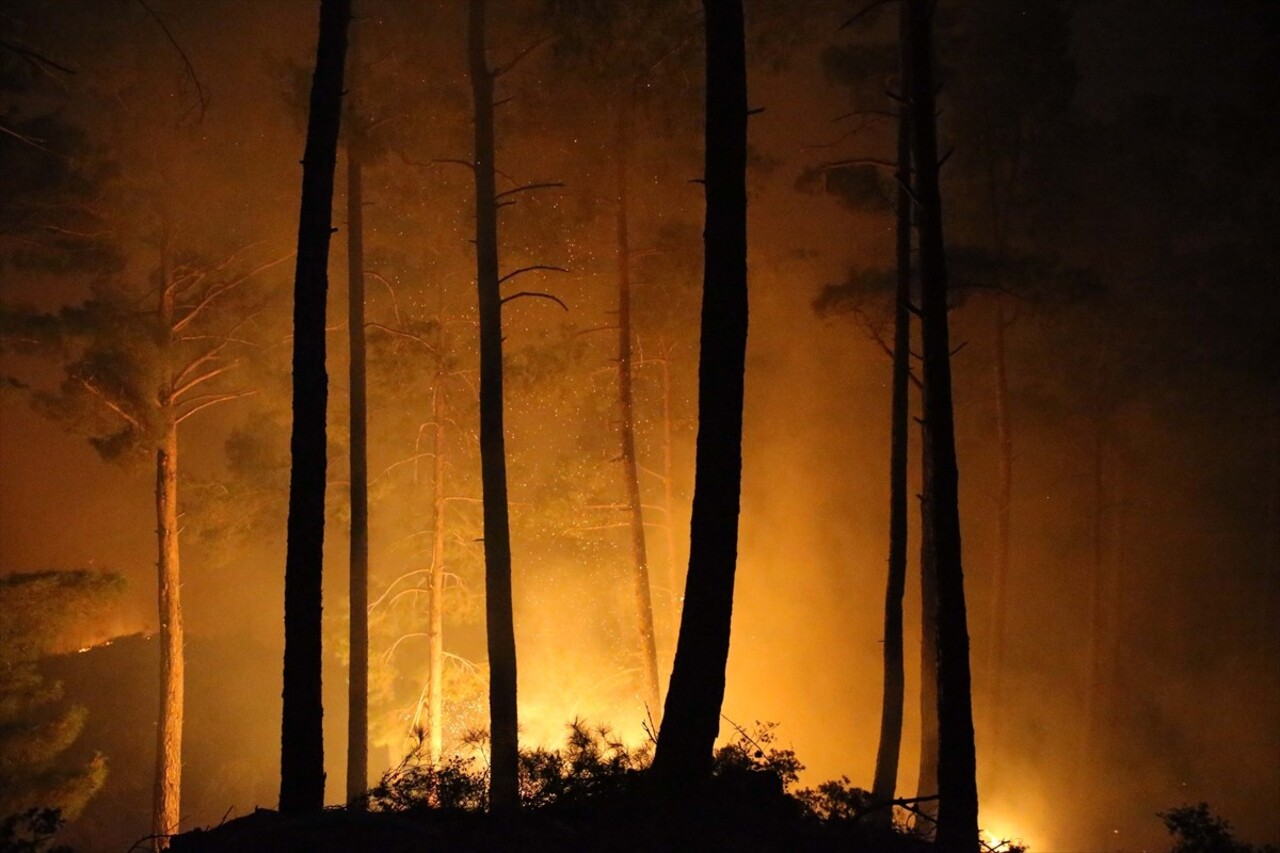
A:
[980,816,1032,852]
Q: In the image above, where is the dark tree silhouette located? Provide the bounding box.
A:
[870,0,914,823]
[907,0,978,848]
[650,0,748,791]
[344,11,370,806]
[280,0,350,816]
[0,571,122,830]
[467,0,519,815]
[915,417,940,835]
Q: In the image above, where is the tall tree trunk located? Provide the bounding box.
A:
[908,1,979,848]
[987,294,1012,750]
[615,101,663,724]
[871,10,913,820]
[650,0,748,792]
[914,419,939,836]
[280,0,350,816]
[344,29,369,802]
[658,336,682,632]
[468,0,519,814]
[426,375,448,766]
[153,244,182,849]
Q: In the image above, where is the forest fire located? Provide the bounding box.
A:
[978,817,1032,853]
[2,0,1278,851]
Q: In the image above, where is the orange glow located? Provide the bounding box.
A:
[980,816,1033,852]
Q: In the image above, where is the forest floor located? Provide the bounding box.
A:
[167,800,937,853]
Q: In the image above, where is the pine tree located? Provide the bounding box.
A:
[279,0,351,816]
[908,0,979,847]
[650,0,749,793]
[0,571,123,833]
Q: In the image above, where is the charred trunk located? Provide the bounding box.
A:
[615,102,663,724]
[914,420,939,836]
[468,0,519,814]
[344,50,370,804]
[280,0,349,815]
[908,0,978,847]
[650,0,748,792]
[871,11,913,817]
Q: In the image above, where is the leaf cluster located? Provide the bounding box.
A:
[0,807,71,853]
[1160,803,1278,853]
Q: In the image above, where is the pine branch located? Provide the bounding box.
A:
[497,265,568,286]
[75,376,142,431]
[174,389,256,424]
[499,291,568,312]
[494,182,564,202]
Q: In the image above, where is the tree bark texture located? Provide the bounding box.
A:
[651,0,748,791]
[153,247,183,848]
[871,9,913,817]
[615,101,663,725]
[153,418,183,849]
[914,419,939,835]
[280,0,349,816]
[908,0,979,848]
[344,49,370,803]
[468,0,520,814]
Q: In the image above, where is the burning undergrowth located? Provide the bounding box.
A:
[170,720,953,852]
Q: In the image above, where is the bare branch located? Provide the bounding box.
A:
[817,156,900,172]
[840,0,900,30]
[388,587,430,607]
[492,35,550,78]
[500,291,568,312]
[75,376,142,431]
[570,324,618,339]
[364,270,403,327]
[0,121,51,153]
[136,0,209,123]
[365,322,437,352]
[833,108,896,122]
[369,569,430,610]
[804,114,891,150]
[497,265,568,286]
[370,452,436,485]
[171,313,259,389]
[429,156,477,173]
[175,389,257,424]
[494,182,564,202]
[382,632,429,663]
[897,176,921,208]
[0,39,76,76]
[171,251,292,334]
[172,362,238,399]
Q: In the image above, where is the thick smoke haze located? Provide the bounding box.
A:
[1,2,1276,851]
